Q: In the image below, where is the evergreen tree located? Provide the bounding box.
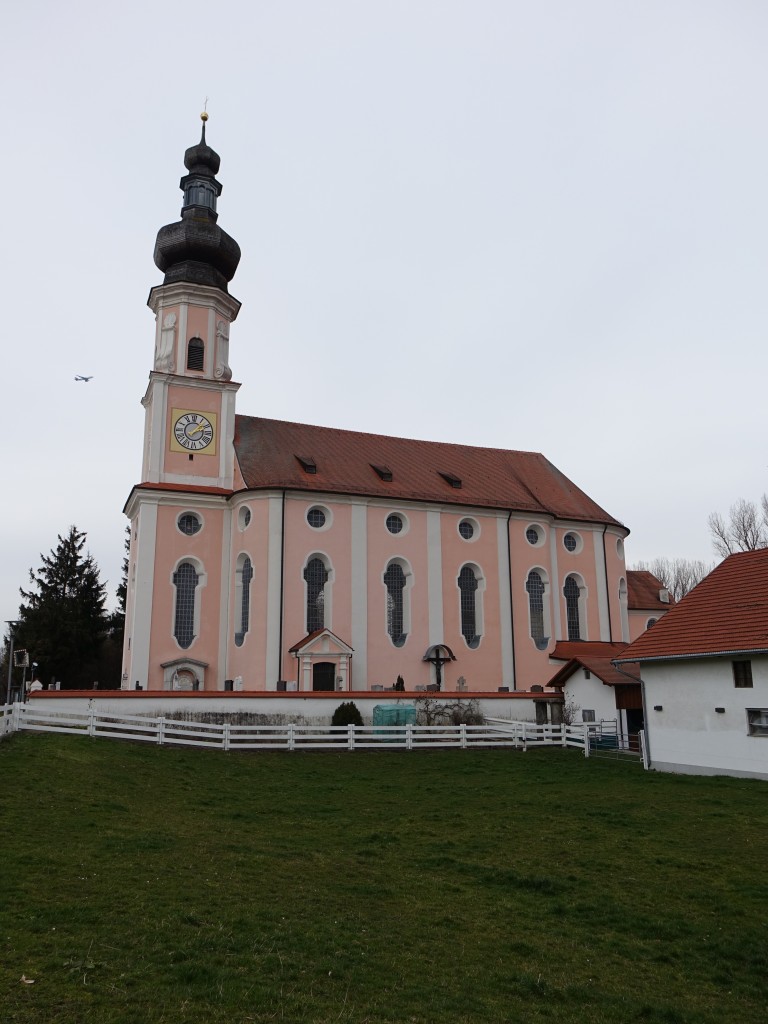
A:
[16,526,109,689]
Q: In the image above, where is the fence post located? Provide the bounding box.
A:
[157,716,165,746]
[223,721,231,752]
[405,723,413,750]
[639,728,649,770]
[561,724,567,748]
[460,723,467,749]
[288,723,295,752]
[348,723,355,751]
[583,723,590,758]
[88,708,96,738]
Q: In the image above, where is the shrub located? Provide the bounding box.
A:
[331,701,364,727]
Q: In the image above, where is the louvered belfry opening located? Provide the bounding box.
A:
[187,336,204,370]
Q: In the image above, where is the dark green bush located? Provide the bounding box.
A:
[331,701,364,727]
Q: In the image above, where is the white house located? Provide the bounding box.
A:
[615,549,768,780]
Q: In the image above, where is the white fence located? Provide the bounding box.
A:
[0,703,591,754]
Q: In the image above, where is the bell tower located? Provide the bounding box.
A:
[122,115,243,691]
[141,113,242,489]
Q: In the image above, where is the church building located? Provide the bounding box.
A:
[121,121,633,695]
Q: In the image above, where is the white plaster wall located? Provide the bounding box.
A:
[563,669,618,725]
[642,655,768,779]
[27,693,544,726]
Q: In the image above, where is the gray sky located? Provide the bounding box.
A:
[3,0,767,632]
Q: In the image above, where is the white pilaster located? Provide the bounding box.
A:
[265,495,284,688]
[351,503,368,689]
[593,529,611,641]
[218,508,233,688]
[427,510,444,645]
[130,502,158,689]
[549,528,562,640]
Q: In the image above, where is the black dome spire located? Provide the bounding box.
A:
[153,115,241,293]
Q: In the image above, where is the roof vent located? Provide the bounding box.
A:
[659,588,670,604]
[295,455,317,475]
[371,464,393,482]
[439,472,462,489]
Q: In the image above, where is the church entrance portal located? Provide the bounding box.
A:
[313,662,336,691]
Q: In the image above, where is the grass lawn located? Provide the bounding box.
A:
[1,734,766,1023]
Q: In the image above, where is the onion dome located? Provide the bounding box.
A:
[153,114,241,293]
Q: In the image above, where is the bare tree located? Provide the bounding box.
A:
[632,557,714,602]
[708,496,768,559]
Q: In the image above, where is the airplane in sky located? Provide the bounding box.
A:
[74,375,94,382]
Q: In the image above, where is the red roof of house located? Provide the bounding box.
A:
[616,549,768,662]
[626,570,672,611]
[551,641,629,662]
[234,416,625,524]
[548,655,641,689]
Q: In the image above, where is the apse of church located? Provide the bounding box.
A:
[122,120,631,694]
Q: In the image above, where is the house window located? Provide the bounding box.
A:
[563,532,581,553]
[384,561,407,647]
[178,513,202,536]
[564,575,582,641]
[173,561,199,649]
[386,513,404,535]
[526,570,546,646]
[458,565,481,649]
[234,556,253,647]
[187,336,204,370]
[458,519,475,540]
[733,661,753,688]
[304,557,329,633]
[306,507,327,529]
[747,709,768,736]
[582,709,596,723]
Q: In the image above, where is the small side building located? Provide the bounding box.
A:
[615,549,768,780]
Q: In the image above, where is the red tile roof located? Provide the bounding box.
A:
[234,416,625,524]
[131,482,232,496]
[548,655,641,689]
[551,641,629,662]
[616,549,768,662]
[626,570,673,610]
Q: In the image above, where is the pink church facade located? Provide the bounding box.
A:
[121,124,632,695]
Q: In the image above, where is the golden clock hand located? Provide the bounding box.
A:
[186,421,205,437]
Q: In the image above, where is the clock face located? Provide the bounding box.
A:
[173,412,215,452]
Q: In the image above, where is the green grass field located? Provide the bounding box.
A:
[1,733,766,1023]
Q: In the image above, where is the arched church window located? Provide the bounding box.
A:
[458,565,481,649]
[526,570,546,644]
[384,561,407,647]
[234,556,253,647]
[173,561,199,649]
[304,557,329,633]
[187,336,204,371]
[564,574,582,641]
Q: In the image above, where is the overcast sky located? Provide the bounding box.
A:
[2,1,767,632]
